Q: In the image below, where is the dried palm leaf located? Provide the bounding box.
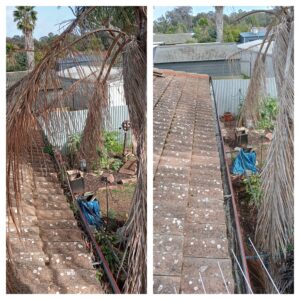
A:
[255,8,294,259]
[122,37,147,294]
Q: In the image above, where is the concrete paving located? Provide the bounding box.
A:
[153,69,234,294]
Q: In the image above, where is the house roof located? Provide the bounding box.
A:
[154,42,240,64]
[240,31,266,38]
[56,54,103,70]
[237,39,273,55]
[153,33,195,45]
[153,68,234,293]
[6,71,29,89]
[57,66,122,82]
[6,70,62,91]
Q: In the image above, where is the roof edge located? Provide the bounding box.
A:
[155,68,210,80]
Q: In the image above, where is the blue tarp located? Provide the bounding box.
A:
[77,197,103,229]
[231,149,257,175]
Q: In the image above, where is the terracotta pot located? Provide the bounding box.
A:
[224,112,234,122]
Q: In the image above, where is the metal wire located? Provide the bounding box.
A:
[198,271,207,294]
[218,261,230,294]
[231,249,254,294]
[248,237,280,294]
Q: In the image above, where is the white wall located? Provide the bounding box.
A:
[240,51,274,78]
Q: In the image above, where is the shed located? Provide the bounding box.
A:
[154,43,241,77]
[57,65,125,109]
[237,40,274,77]
[56,54,102,71]
[239,31,266,43]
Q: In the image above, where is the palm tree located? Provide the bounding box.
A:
[215,6,224,42]
[13,6,37,70]
[237,6,294,293]
[76,7,147,292]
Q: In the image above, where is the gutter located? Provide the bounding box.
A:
[209,77,252,294]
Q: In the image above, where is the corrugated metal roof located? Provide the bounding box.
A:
[153,33,195,44]
[237,40,273,55]
[240,32,265,38]
[154,43,240,64]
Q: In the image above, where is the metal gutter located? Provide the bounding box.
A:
[53,151,121,294]
[210,77,252,293]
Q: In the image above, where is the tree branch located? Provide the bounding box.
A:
[232,9,279,24]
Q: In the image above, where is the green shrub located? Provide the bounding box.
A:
[243,174,262,207]
[257,97,278,131]
[110,158,123,171]
[108,209,117,219]
[99,147,110,169]
[104,131,123,155]
[99,150,123,171]
[98,132,124,171]
[66,133,82,167]
[43,143,54,156]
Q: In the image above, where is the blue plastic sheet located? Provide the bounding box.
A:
[231,149,257,175]
[77,197,103,229]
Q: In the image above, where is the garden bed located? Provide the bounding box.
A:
[221,119,271,293]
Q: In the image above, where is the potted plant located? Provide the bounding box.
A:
[223,112,234,122]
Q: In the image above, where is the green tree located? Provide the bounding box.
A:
[153,16,169,33]
[193,18,216,43]
[13,6,37,70]
[165,6,193,31]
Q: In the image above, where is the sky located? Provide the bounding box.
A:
[6,6,75,39]
[153,6,272,20]
[6,6,274,38]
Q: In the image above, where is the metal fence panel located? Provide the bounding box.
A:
[212,77,277,116]
[39,106,131,151]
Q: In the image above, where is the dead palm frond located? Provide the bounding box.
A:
[7,6,147,294]
[237,24,276,127]
[255,8,294,259]
[122,38,147,294]
[233,6,293,293]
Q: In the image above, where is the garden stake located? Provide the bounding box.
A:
[123,131,127,156]
[121,120,131,156]
[106,180,109,231]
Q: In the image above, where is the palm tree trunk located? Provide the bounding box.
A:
[215,6,224,43]
[25,30,35,70]
[80,83,108,168]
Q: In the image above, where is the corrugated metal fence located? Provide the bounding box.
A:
[39,80,130,151]
[39,106,131,151]
[212,77,277,116]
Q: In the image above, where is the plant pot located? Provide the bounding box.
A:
[224,112,234,122]
[67,170,85,194]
